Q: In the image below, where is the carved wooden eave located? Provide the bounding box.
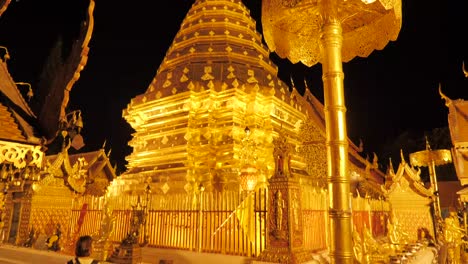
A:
[440,86,468,186]
[45,147,116,196]
[36,0,95,141]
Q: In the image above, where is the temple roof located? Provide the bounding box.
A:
[46,147,116,195]
[440,88,468,186]
[35,0,94,141]
[382,153,432,198]
[0,0,94,145]
[439,86,468,145]
[446,98,468,145]
[0,59,42,144]
[132,0,290,105]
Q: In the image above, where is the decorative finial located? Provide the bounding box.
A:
[425,136,432,151]
[372,152,378,169]
[290,75,295,88]
[0,46,10,61]
[388,157,394,175]
[438,83,452,107]
[358,139,364,152]
[463,61,468,78]
[15,82,33,101]
[400,149,405,164]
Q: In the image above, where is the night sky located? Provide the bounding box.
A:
[0,0,467,174]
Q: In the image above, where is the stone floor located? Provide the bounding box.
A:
[0,243,437,264]
[0,244,250,264]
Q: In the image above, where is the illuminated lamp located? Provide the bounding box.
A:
[239,164,258,192]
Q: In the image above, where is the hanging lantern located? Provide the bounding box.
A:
[239,164,258,192]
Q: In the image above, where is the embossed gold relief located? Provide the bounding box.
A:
[0,141,44,238]
[298,120,327,187]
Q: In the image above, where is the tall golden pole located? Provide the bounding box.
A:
[261,0,402,262]
[320,15,353,263]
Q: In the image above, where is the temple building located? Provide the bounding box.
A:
[382,154,435,241]
[0,0,448,263]
[440,87,468,201]
[0,0,117,248]
[0,46,45,243]
[103,0,390,260]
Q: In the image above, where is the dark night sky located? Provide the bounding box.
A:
[0,0,467,174]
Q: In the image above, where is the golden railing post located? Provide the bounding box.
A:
[198,185,205,253]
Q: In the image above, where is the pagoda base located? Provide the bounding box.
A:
[108,243,142,264]
[255,248,313,264]
[92,240,113,262]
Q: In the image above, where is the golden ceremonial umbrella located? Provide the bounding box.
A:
[262,0,402,66]
[410,138,452,241]
[262,0,402,263]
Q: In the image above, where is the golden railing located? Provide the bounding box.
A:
[62,187,389,257]
[68,189,268,257]
[302,187,329,250]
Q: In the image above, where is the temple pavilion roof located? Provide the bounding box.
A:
[382,152,433,198]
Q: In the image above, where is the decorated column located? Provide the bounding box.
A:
[256,135,311,264]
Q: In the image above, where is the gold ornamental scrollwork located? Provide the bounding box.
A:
[0,142,43,168]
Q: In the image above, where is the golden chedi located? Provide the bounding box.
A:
[119,0,315,194]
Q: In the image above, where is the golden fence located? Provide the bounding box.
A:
[59,186,389,257]
[68,189,269,257]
